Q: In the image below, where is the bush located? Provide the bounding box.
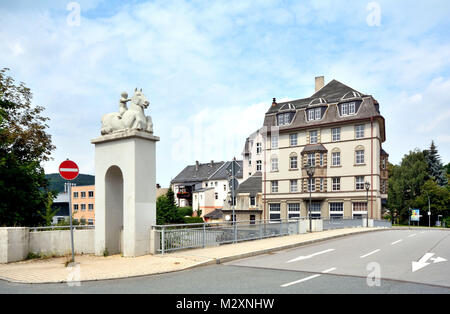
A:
[178,206,193,217]
[183,217,204,224]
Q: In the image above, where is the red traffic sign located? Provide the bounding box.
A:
[59,159,79,181]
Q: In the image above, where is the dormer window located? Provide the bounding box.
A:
[339,100,361,117]
[307,107,324,121]
[277,112,295,126]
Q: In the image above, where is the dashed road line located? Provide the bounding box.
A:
[281,274,321,287]
[360,249,381,259]
[408,234,417,238]
[391,239,403,245]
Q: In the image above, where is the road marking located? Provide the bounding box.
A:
[280,274,321,287]
[391,239,403,245]
[321,267,336,274]
[408,234,417,238]
[360,249,381,259]
[286,249,335,263]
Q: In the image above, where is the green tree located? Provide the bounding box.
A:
[387,149,428,224]
[0,68,55,226]
[423,141,448,186]
[415,180,450,222]
[38,192,59,226]
[156,191,183,225]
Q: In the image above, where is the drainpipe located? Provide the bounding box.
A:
[371,117,374,220]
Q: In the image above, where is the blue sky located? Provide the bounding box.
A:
[1,0,450,186]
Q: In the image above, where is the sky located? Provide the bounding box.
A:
[1,0,450,187]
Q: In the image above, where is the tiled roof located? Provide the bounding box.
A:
[209,160,243,180]
[171,162,225,184]
[236,172,262,195]
[204,208,224,219]
[301,144,328,153]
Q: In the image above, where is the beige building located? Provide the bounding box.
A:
[71,185,95,225]
[262,77,388,221]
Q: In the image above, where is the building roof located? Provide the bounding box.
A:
[171,161,225,184]
[209,160,243,180]
[203,208,224,219]
[236,172,262,196]
[267,79,365,114]
[263,79,385,142]
[171,160,243,184]
[301,144,328,153]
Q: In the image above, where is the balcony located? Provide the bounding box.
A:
[177,191,191,199]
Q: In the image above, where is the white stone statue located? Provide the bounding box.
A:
[101,88,153,135]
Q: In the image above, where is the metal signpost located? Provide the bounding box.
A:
[59,159,79,263]
[226,158,240,243]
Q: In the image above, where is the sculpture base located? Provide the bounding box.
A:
[92,129,159,257]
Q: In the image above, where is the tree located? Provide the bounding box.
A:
[38,192,60,226]
[0,68,55,226]
[387,150,428,224]
[423,141,448,186]
[156,190,183,225]
[415,180,450,224]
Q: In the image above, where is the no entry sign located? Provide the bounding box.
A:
[59,159,79,181]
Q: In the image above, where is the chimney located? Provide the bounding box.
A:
[210,160,214,167]
[271,98,277,107]
[315,76,324,92]
[195,161,199,171]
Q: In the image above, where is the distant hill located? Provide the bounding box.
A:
[45,173,95,193]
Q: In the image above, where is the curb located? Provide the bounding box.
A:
[0,228,388,284]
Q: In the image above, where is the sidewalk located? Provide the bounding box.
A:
[0,227,385,284]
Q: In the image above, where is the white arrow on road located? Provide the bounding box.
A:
[286,249,335,263]
[412,253,448,272]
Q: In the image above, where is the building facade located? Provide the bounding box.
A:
[262,77,388,222]
[71,185,96,225]
[171,160,243,219]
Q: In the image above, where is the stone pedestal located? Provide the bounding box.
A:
[91,130,159,257]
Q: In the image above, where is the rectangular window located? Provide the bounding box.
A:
[269,203,281,222]
[356,176,365,190]
[271,135,278,149]
[290,156,298,169]
[271,157,278,171]
[88,219,94,225]
[382,158,386,170]
[73,204,79,211]
[332,152,341,166]
[309,130,318,144]
[308,110,315,121]
[81,192,86,198]
[271,181,279,193]
[315,108,321,120]
[356,150,365,164]
[73,192,78,198]
[329,202,344,219]
[308,178,315,192]
[288,203,300,219]
[320,178,324,191]
[349,102,356,114]
[256,160,262,171]
[215,193,218,200]
[308,202,321,219]
[332,128,341,142]
[352,202,368,218]
[342,103,349,116]
[223,184,226,191]
[250,196,256,206]
[290,133,298,146]
[88,204,94,211]
[250,215,256,224]
[88,191,94,198]
[320,153,324,166]
[81,204,86,211]
[332,177,341,191]
[307,153,315,166]
[256,143,262,154]
[355,124,365,138]
[290,180,298,193]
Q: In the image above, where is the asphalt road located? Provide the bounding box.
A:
[0,229,449,294]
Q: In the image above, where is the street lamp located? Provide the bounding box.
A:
[306,164,315,232]
[365,181,370,228]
